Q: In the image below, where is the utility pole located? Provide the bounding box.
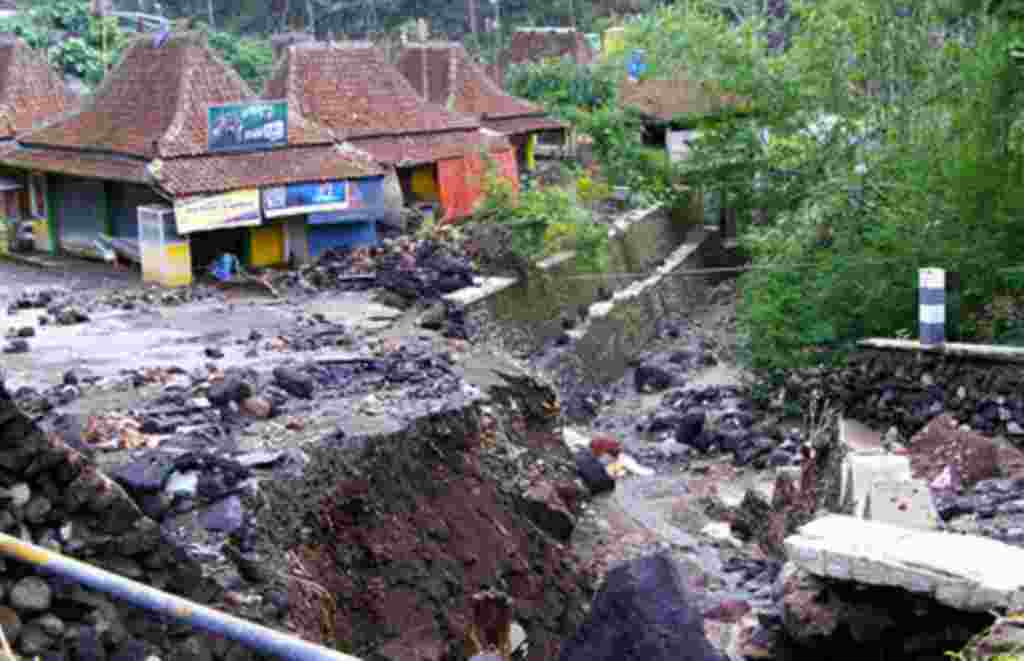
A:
[468,0,479,36]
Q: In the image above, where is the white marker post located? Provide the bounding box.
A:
[919,268,945,345]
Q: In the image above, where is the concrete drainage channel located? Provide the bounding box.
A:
[450,205,728,402]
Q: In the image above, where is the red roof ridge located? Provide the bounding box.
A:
[0,36,75,139]
[397,42,558,125]
[265,41,481,143]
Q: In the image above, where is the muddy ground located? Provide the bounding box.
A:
[0,255,784,660]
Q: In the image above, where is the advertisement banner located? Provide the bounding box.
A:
[262,180,349,218]
[174,189,262,235]
[208,101,288,153]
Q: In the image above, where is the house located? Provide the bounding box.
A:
[0,35,76,243]
[489,27,596,85]
[505,27,595,68]
[264,41,518,222]
[0,32,387,282]
[619,77,748,150]
[395,42,567,172]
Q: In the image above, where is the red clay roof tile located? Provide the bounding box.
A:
[0,37,75,139]
[263,42,480,142]
[483,115,566,135]
[24,32,332,159]
[396,43,565,129]
[620,78,744,122]
[153,144,381,196]
[1,146,151,183]
[502,29,595,69]
[351,129,510,168]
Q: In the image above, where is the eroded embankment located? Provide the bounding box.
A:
[254,366,595,661]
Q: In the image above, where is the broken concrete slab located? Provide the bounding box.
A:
[864,479,939,531]
[839,454,912,518]
[443,276,519,307]
[838,418,885,454]
[785,514,1024,612]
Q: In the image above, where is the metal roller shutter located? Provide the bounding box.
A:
[55,177,105,251]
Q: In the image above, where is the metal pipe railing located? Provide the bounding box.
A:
[0,533,361,661]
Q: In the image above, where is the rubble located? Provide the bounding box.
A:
[558,553,725,661]
[785,514,1024,612]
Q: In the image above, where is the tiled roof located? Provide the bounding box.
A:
[0,37,75,139]
[264,42,480,141]
[1,146,151,183]
[24,32,333,159]
[152,143,382,196]
[503,29,595,69]
[351,129,510,168]
[483,115,566,136]
[396,43,563,128]
[619,78,743,123]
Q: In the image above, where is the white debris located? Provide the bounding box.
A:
[785,515,1024,612]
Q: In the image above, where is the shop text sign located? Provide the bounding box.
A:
[262,180,349,218]
[174,189,262,235]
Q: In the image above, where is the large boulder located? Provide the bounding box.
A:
[558,553,724,661]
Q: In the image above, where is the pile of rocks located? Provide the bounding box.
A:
[275,237,478,306]
[625,385,803,471]
[0,380,277,660]
[779,348,1024,439]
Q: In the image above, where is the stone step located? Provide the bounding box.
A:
[785,514,1024,612]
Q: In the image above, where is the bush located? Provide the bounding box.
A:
[0,0,128,86]
[203,26,275,90]
[476,172,609,273]
[505,57,619,120]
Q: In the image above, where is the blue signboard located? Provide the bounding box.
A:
[628,49,647,81]
[262,181,348,218]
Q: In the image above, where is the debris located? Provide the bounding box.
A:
[82,414,158,450]
[576,450,615,495]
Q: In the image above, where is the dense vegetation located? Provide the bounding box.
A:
[0,0,275,90]
[510,0,1024,372]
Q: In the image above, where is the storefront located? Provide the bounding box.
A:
[261,176,386,262]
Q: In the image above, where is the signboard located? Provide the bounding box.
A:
[628,49,647,81]
[666,130,700,163]
[262,180,349,219]
[174,189,262,235]
[208,101,288,153]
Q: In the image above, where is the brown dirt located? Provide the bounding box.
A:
[285,427,594,661]
[907,414,1024,486]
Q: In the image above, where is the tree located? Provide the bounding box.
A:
[612,0,1024,369]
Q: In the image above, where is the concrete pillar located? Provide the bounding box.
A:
[919,268,945,345]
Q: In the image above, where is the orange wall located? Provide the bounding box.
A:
[439,149,519,222]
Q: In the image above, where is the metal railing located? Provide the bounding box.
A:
[0,533,361,661]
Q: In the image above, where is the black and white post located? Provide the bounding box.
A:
[919,268,945,345]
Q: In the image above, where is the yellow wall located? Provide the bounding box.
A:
[604,27,626,57]
[163,242,193,287]
[249,223,285,267]
[141,242,193,288]
[411,166,440,201]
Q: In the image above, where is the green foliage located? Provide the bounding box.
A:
[202,25,275,90]
[605,0,1024,370]
[477,173,609,272]
[505,57,620,120]
[0,0,128,86]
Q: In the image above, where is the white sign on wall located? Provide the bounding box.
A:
[667,130,700,163]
